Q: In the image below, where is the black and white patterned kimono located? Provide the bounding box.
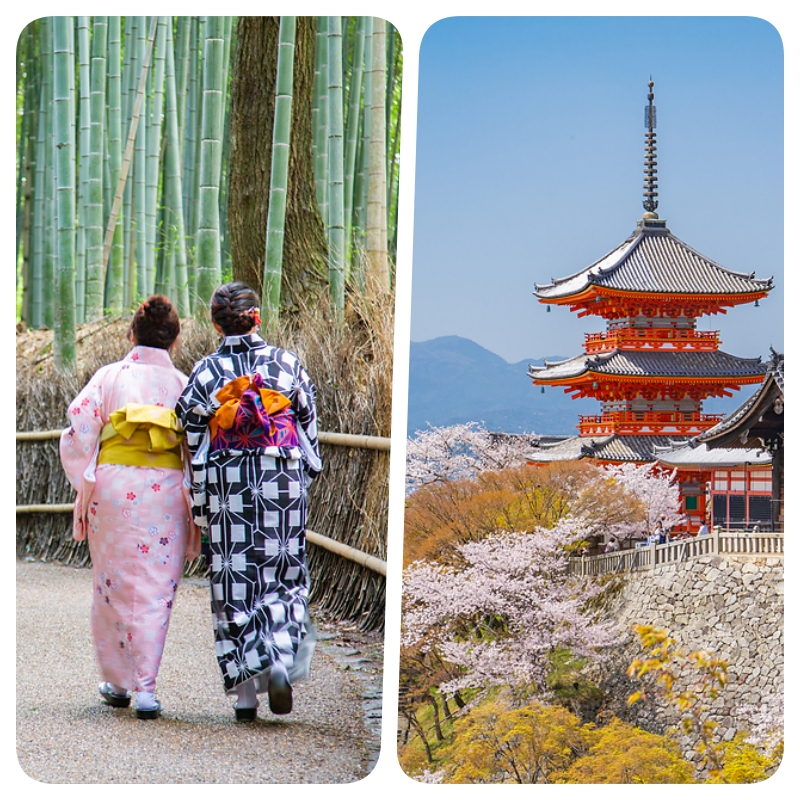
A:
[175,333,322,695]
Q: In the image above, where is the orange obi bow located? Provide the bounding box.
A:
[209,375,292,440]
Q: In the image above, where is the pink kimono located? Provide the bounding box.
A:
[60,346,200,694]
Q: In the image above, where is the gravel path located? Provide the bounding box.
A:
[16,559,383,784]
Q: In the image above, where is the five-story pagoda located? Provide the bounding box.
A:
[528,81,772,494]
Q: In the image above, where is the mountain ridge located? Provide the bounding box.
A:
[406,335,594,436]
[406,335,743,438]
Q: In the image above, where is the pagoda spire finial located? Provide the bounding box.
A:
[643,78,659,216]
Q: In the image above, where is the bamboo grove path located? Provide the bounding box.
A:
[16,559,383,784]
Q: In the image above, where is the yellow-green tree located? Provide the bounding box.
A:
[708,732,783,784]
[434,699,585,784]
[628,624,728,778]
[405,696,696,784]
[627,625,783,783]
[559,716,694,783]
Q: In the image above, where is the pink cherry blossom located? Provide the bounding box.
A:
[403,518,622,695]
[406,423,537,494]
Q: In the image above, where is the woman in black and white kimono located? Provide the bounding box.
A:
[176,281,322,721]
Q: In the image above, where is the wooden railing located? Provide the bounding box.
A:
[15,427,390,575]
[584,327,720,354]
[16,427,391,451]
[577,410,725,437]
[569,528,784,577]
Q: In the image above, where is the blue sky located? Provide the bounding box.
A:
[410,16,784,366]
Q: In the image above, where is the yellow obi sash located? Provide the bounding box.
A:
[209,375,292,440]
[98,403,184,469]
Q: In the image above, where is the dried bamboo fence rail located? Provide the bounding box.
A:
[569,527,784,578]
[16,427,389,578]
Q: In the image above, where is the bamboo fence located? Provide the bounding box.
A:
[16,294,393,631]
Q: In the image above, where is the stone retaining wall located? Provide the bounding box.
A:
[596,554,783,769]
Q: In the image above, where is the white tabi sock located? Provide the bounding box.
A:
[236,679,257,709]
[271,659,289,683]
[136,691,158,711]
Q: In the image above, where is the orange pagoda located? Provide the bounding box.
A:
[528,81,773,528]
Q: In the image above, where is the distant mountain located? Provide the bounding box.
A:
[406,335,745,438]
[406,336,595,436]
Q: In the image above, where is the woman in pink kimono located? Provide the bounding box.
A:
[60,296,199,719]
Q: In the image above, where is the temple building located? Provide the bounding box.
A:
[527,81,774,530]
[653,350,783,531]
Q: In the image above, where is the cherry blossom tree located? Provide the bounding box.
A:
[402,518,622,696]
[604,462,684,540]
[405,423,537,494]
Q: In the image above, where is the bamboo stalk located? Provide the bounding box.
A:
[343,17,365,270]
[31,19,49,330]
[175,16,191,157]
[20,22,38,325]
[194,16,225,305]
[352,16,373,288]
[121,15,136,301]
[134,18,149,300]
[16,504,76,514]
[42,17,55,330]
[366,17,388,294]
[313,16,329,224]
[71,18,88,325]
[262,16,297,320]
[105,16,124,314]
[163,20,189,314]
[327,16,345,312]
[182,16,199,261]
[53,16,77,369]
[15,32,28,268]
[219,16,235,280]
[306,529,387,576]
[101,17,158,289]
[144,17,167,296]
[83,16,108,321]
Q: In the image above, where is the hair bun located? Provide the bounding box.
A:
[129,295,180,350]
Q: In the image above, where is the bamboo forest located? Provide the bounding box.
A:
[14,16,402,370]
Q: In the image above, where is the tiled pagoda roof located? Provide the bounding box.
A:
[696,350,784,447]
[528,349,766,382]
[527,433,686,463]
[653,440,771,468]
[534,217,774,300]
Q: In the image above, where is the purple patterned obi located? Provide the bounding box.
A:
[209,373,298,452]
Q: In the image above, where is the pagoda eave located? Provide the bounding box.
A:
[532,372,765,402]
[538,288,769,319]
[532,372,766,389]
